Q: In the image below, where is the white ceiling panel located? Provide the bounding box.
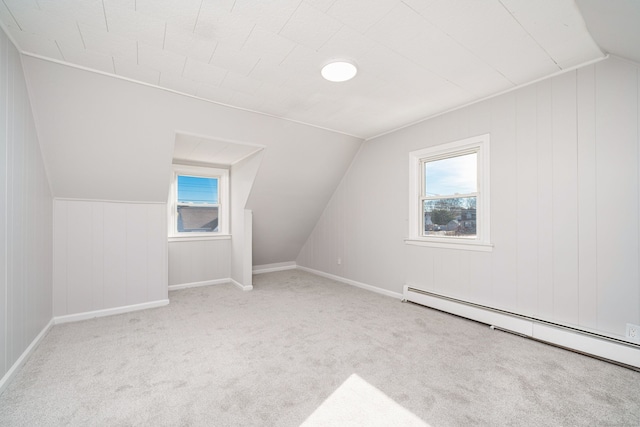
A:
[163,24,217,63]
[9,30,64,61]
[56,43,114,74]
[36,0,108,31]
[182,58,227,87]
[159,72,199,96]
[232,0,301,34]
[220,71,263,96]
[327,0,399,34]
[194,9,254,48]
[247,61,291,87]
[103,3,166,48]
[1,0,616,138]
[137,43,187,75]
[8,7,78,41]
[79,23,137,61]
[210,43,260,76]
[242,25,296,65]
[112,56,160,85]
[279,3,343,51]
[195,82,236,104]
[135,0,202,30]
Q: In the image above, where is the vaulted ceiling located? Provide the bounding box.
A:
[0,0,611,139]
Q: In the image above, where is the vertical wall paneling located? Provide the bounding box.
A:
[146,205,167,302]
[66,201,93,314]
[53,200,168,317]
[91,203,104,310]
[299,56,640,343]
[515,85,539,317]
[125,204,148,305]
[52,201,68,316]
[595,59,639,335]
[551,71,580,325]
[536,79,555,320]
[0,31,7,377]
[490,93,518,310]
[576,65,598,329]
[0,27,53,382]
[6,42,17,364]
[466,103,493,305]
[168,239,230,286]
[103,202,127,309]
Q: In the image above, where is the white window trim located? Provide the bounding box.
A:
[406,134,492,252]
[169,164,230,240]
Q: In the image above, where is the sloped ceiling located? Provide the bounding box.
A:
[575,0,640,64]
[173,133,263,166]
[22,55,361,264]
[0,0,604,139]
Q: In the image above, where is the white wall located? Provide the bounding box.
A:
[231,151,264,286]
[298,56,640,341]
[53,200,167,316]
[21,56,362,266]
[168,239,230,287]
[0,29,53,380]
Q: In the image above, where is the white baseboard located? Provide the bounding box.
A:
[53,299,170,325]
[403,285,640,369]
[231,278,253,291]
[0,318,54,395]
[169,278,230,291]
[297,266,403,300]
[253,262,297,274]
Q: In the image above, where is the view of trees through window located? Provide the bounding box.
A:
[422,151,477,238]
[423,197,476,237]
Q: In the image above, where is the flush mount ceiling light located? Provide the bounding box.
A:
[321,60,357,82]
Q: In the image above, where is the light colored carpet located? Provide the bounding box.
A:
[0,269,639,426]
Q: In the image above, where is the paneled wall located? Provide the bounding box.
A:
[168,239,230,286]
[0,30,53,380]
[53,200,167,316]
[298,56,640,340]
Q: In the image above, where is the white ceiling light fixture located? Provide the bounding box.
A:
[321,60,358,82]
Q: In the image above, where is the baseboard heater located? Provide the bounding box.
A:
[403,285,640,370]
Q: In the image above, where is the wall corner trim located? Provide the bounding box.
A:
[53,300,169,325]
[231,278,253,291]
[297,266,404,300]
[0,319,55,396]
[253,262,297,274]
[169,279,230,291]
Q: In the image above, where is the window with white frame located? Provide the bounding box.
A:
[407,134,491,251]
[169,165,229,238]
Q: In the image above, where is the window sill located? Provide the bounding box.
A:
[404,238,493,252]
[168,234,231,242]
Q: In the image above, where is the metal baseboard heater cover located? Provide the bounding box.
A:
[403,285,640,370]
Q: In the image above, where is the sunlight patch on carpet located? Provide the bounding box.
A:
[301,374,430,427]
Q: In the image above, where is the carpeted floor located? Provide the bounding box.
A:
[1,269,639,426]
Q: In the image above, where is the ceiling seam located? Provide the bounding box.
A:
[19,52,365,139]
[1,0,22,31]
[497,0,560,70]
[101,0,109,32]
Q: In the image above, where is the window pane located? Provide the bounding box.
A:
[424,153,477,196]
[423,197,476,238]
[177,206,219,232]
[178,175,218,204]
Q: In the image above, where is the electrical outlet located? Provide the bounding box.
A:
[626,324,640,342]
[337,258,342,265]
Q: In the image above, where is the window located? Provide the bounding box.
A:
[407,134,491,251]
[169,165,229,238]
